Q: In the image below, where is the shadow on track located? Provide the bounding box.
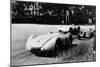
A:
[34,44,77,58]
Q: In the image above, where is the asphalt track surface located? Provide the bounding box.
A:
[11,24,95,66]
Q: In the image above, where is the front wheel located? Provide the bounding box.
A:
[55,38,63,55]
[68,34,73,47]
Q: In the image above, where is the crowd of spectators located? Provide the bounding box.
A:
[11,1,96,25]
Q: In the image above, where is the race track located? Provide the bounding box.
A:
[11,24,95,66]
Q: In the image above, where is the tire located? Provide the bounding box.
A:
[90,32,94,38]
[68,39,72,47]
[68,34,73,46]
[55,38,63,55]
[78,34,81,40]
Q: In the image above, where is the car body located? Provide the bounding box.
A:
[26,32,72,55]
[78,28,94,40]
[58,25,80,35]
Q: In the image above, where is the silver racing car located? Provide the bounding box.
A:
[78,28,94,40]
[26,32,72,56]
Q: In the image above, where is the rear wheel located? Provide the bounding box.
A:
[78,34,81,40]
[90,32,94,38]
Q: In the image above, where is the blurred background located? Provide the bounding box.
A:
[11,0,96,25]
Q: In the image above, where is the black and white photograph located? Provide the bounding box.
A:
[11,0,96,66]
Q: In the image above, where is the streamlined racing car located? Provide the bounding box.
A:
[26,32,72,56]
[78,28,94,40]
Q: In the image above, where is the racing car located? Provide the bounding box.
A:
[78,28,94,40]
[68,25,80,35]
[58,25,80,35]
[26,32,73,56]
